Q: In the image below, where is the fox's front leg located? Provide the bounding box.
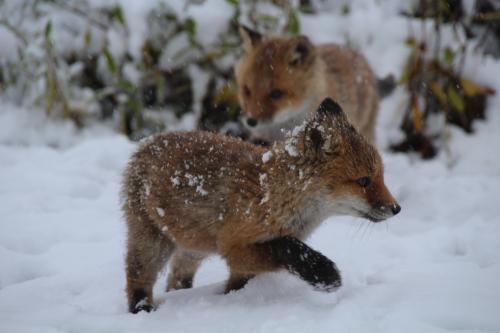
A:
[221,236,341,293]
[259,236,342,292]
[225,272,255,293]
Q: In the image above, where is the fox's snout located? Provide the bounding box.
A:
[246,117,258,127]
[391,203,401,215]
[365,201,401,223]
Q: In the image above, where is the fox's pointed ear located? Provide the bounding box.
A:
[304,121,343,157]
[289,36,314,67]
[317,98,344,117]
[239,25,262,52]
[316,98,350,127]
[305,98,349,156]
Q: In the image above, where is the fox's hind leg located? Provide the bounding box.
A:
[166,250,206,291]
[125,213,175,313]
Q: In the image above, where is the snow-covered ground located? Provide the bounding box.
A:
[1,97,499,333]
[1,2,500,333]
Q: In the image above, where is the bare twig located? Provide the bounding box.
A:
[0,18,28,46]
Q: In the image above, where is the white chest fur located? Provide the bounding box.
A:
[286,193,370,240]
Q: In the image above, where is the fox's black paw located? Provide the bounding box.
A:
[306,260,342,293]
[129,289,154,314]
[312,274,342,293]
[131,299,154,314]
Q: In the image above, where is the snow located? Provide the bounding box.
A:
[170,176,181,187]
[284,141,299,157]
[262,151,273,163]
[156,207,165,217]
[260,191,270,205]
[1,102,499,333]
[1,2,500,333]
[259,173,268,186]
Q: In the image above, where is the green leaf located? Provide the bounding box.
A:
[44,20,52,39]
[399,50,418,84]
[460,78,496,96]
[404,37,416,47]
[225,0,239,5]
[45,70,56,115]
[287,9,300,35]
[341,4,350,16]
[255,14,279,25]
[84,29,92,47]
[430,81,447,105]
[460,78,478,97]
[477,11,500,21]
[62,100,70,119]
[184,18,196,39]
[399,65,411,85]
[437,0,450,13]
[111,6,126,26]
[443,47,455,65]
[116,80,135,93]
[103,47,117,74]
[447,86,465,113]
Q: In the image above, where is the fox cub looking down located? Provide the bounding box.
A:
[122,98,400,313]
[235,26,379,144]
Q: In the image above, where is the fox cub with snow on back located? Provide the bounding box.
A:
[122,98,400,313]
[235,26,381,144]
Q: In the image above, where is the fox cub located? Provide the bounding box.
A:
[235,26,379,144]
[122,98,400,313]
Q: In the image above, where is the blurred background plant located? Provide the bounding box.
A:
[394,0,497,158]
[0,0,498,158]
[0,0,303,140]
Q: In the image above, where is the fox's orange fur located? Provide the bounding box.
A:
[122,99,400,313]
[235,27,378,144]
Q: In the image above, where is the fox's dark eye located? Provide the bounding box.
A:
[269,89,284,100]
[357,177,371,187]
[243,85,251,97]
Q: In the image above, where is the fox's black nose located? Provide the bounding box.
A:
[246,118,258,127]
[391,203,401,215]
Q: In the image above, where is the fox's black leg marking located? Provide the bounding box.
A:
[257,236,341,292]
[130,289,154,314]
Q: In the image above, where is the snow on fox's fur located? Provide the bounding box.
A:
[121,98,400,313]
[235,26,379,144]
